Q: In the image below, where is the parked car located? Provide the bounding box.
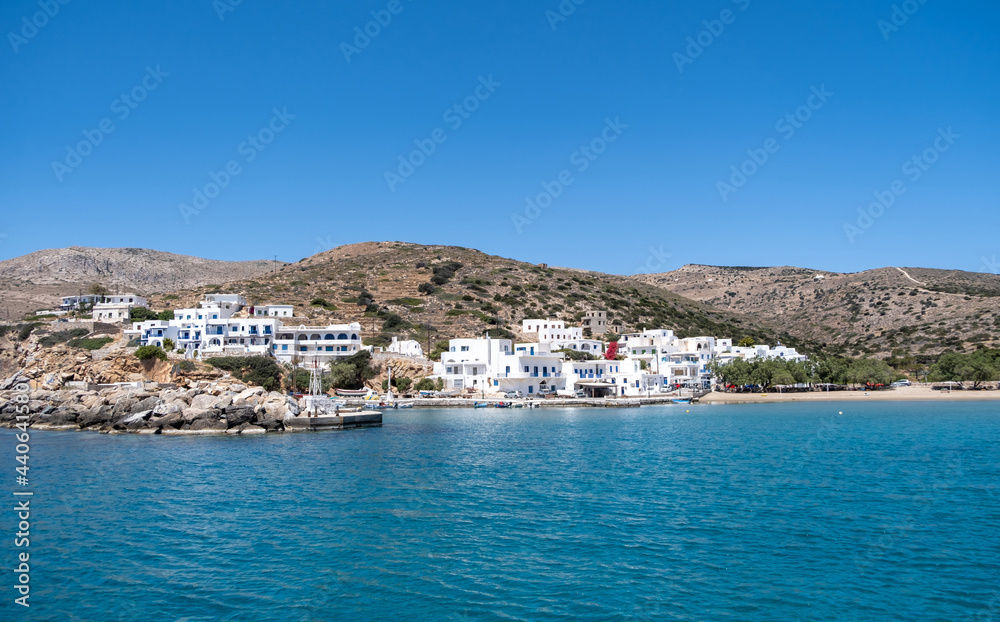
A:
[503,390,524,399]
[891,379,912,387]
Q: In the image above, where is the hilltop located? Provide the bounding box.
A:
[144,242,800,353]
[631,264,1000,359]
[0,247,284,319]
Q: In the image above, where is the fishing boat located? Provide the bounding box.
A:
[473,402,490,409]
[671,398,692,404]
[494,401,511,409]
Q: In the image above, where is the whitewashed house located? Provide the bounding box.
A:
[387,336,424,358]
[93,294,149,323]
[250,304,294,318]
[271,323,364,367]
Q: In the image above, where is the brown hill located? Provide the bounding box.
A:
[0,247,284,319]
[631,264,1000,358]
[144,242,800,353]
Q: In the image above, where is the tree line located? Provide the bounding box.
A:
[708,349,1000,391]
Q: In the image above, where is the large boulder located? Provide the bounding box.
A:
[119,410,153,430]
[150,412,184,429]
[189,393,217,410]
[234,386,265,405]
[215,395,233,409]
[238,423,266,435]
[224,405,255,428]
[81,394,104,409]
[182,407,218,423]
[152,401,183,416]
[77,406,113,428]
[190,418,227,431]
[256,417,283,432]
[0,374,28,391]
[111,397,138,418]
[48,411,79,426]
[263,399,287,418]
[132,396,160,414]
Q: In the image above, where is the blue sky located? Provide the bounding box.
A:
[1,0,997,275]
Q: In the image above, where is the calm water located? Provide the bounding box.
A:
[1,402,998,621]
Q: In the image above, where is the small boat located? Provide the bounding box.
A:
[394,402,414,409]
[336,388,370,397]
[494,401,510,409]
[473,402,490,409]
[363,402,383,410]
[284,409,382,431]
[672,398,691,404]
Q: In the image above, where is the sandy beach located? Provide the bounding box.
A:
[699,385,1000,405]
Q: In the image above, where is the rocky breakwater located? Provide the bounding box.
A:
[0,374,304,435]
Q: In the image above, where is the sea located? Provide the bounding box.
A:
[1,401,997,621]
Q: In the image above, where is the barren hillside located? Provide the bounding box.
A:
[144,242,800,352]
[0,247,284,318]
[632,264,1000,358]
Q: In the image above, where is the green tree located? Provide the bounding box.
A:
[135,345,167,361]
[772,368,797,391]
[965,350,1000,388]
[328,350,379,390]
[738,336,755,348]
[162,337,175,351]
[157,309,175,321]
[847,358,894,387]
[128,307,159,322]
[413,377,436,392]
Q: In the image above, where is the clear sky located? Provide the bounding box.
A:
[1,0,997,275]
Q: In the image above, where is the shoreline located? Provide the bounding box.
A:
[698,385,1000,405]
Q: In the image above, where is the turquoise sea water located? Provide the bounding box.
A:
[1,401,998,621]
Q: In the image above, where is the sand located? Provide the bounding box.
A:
[699,385,1000,404]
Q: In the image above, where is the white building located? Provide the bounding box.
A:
[93,294,149,323]
[582,310,608,335]
[59,295,102,311]
[387,336,424,358]
[522,319,564,334]
[250,304,294,318]
[271,323,364,367]
[128,294,282,357]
